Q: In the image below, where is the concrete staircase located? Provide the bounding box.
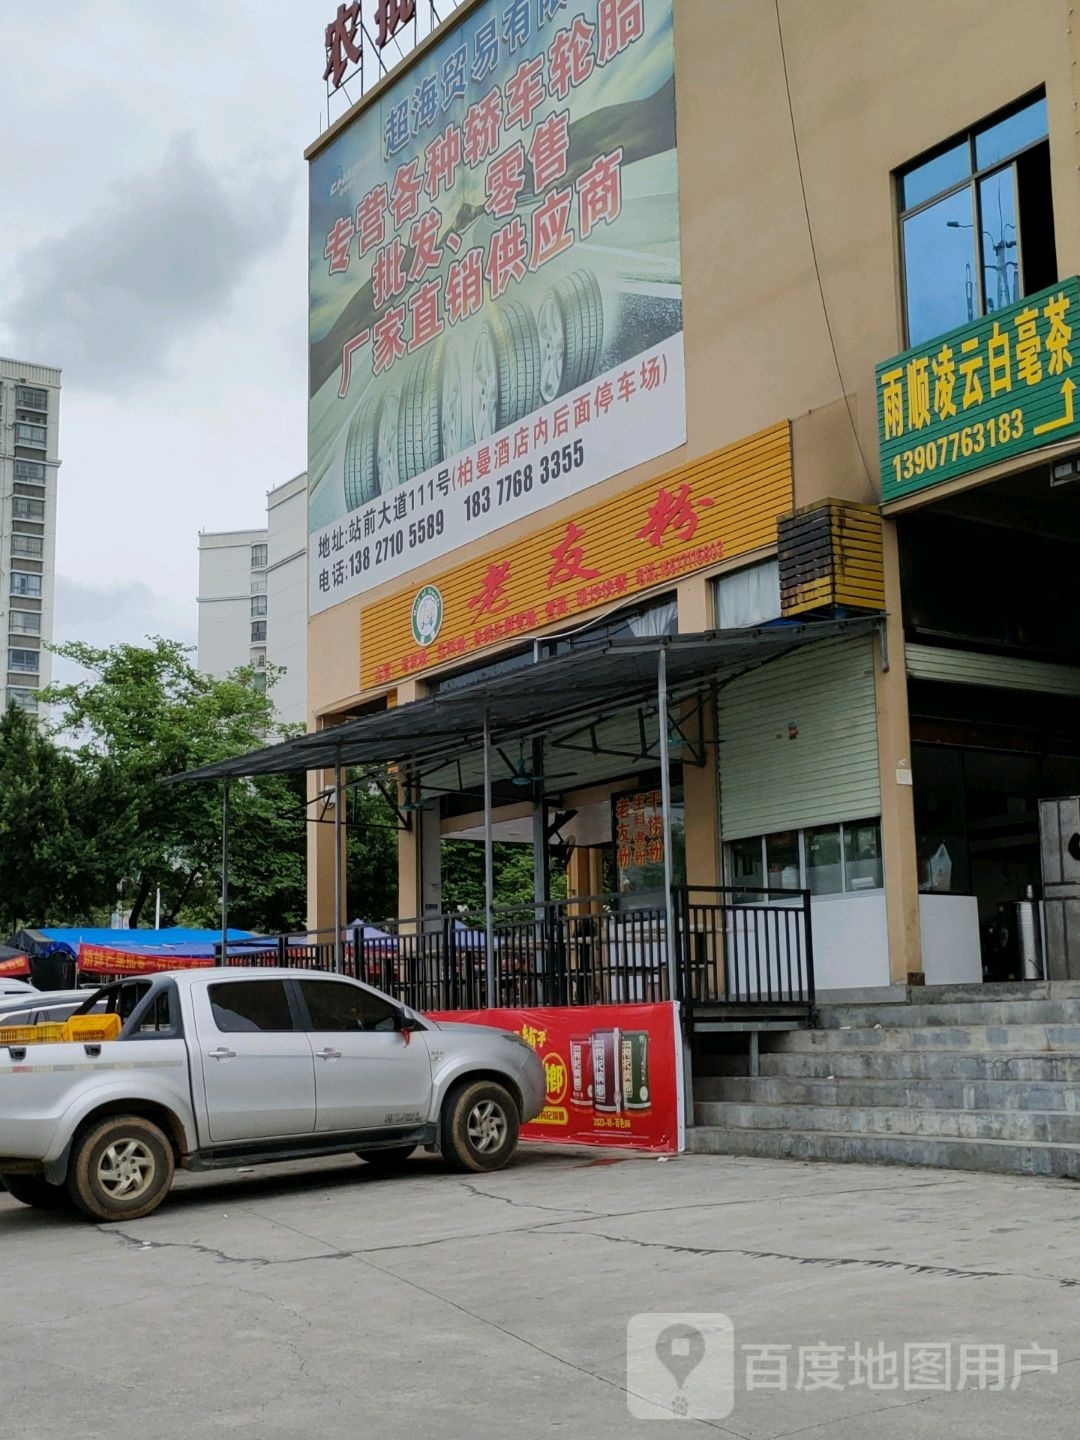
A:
[690,983,1080,1178]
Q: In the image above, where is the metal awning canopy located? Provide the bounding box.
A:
[171,616,882,784]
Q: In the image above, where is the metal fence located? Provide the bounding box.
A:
[219,885,815,1016]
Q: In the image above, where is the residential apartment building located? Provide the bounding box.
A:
[196,473,307,727]
[0,357,60,716]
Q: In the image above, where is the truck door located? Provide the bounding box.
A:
[190,978,316,1143]
[294,977,432,1133]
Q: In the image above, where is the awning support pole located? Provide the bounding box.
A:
[483,708,496,1005]
[658,648,678,1000]
[220,779,231,966]
[333,746,344,974]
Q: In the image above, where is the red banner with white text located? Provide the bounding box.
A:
[428,1001,684,1152]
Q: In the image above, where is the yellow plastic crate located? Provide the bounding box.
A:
[61,1014,121,1042]
[0,1014,122,1047]
[0,1022,66,1046]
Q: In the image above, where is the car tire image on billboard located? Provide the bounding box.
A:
[471,300,542,444]
[398,338,466,487]
[538,268,604,404]
[344,390,401,509]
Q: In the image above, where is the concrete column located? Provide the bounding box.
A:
[876,520,923,984]
[676,575,722,891]
[394,679,428,930]
[307,766,341,936]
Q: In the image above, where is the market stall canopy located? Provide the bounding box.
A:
[168,618,883,784]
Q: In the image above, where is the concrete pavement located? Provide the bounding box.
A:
[1,1147,1078,1438]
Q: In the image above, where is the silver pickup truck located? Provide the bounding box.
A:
[0,967,545,1222]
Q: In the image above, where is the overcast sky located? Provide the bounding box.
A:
[0,0,388,656]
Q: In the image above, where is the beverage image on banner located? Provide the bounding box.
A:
[308,0,684,613]
[620,1029,651,1110]
[591,1028,622,1113]
[570,1033,594,1109]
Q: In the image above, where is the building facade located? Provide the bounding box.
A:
[303,0,1080,989]
[197,473,307,727]
[0,356,61,717]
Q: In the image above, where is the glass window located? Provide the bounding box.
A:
[250,620,267,642]
[209,980,294,1032]
[844,819,884,891]
[715,560,781,629]
[251,594,267,617]
[11,536,43,558]
[805,824,843,895]
[14,424,46,446]
[11,573,42,598]
[901,139,970,211]
[8,690,38,713]
[251,543,268,568]
[9,612,41,635]
[730,836,764,899]
[903,188,978,346]
[12,498,45,520]
[299,979,399,1032]
[765,831,800,890]
[15,386,48,412]
[898,93,1054,345]
[975,96,1048,171]
[14,461,45,484]
[978,169,1020,313]
[8,649,39,673]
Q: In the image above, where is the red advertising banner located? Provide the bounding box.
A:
[428,1001,684,1152]
[0,954,30,978]
[78,945,217,976]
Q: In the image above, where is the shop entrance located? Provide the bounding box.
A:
[898,461,1080,978]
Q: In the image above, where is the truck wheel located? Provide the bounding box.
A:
[66,1115,174,1222]
[359,1145,416,1171]
[0,1174,69,1209]
[471,302,540,442]
[441,1080,519,1172]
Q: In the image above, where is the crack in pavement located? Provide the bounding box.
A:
[109,1227,352,1268]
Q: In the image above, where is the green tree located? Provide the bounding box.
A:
[0,704,111,931]
[41,639,305,932]
[345,775,399,924]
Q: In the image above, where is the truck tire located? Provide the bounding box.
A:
[538,268,604,403]
[66,1115,174,1222]
[471,302,540,442]
[359,1145,416,1171]
[440,1080,519,1173]
[0,1174,70,1209]
[398,340,464,484]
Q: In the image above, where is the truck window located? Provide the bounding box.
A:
[298,979,400,1033]
[208,980,295,1033]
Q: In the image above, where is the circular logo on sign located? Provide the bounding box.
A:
[411,585,444,647]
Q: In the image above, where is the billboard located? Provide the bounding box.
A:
[309,0,684,616]
[426,1002,685,1151]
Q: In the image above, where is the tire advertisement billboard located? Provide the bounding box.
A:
[427,1001,685,1151]
[308,0,684,616]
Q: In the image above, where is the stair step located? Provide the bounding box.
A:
[693,1100,1080,1145]
[687,1125,1080,1178]
[772,1024,1080,1053]
[693,1074,1080,1111]
[757,1049,1080,1081]
[817,1001,1079,1029]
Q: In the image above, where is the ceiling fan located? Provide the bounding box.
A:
[498,740,576,789]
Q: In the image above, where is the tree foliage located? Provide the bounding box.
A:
[37,639,305,932]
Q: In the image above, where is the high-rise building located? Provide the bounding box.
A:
[196,473,307,726]
[0,357,60,716]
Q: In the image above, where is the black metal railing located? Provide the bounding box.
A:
[219,884,815,1016]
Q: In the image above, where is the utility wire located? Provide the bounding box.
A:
[774,0,876,488]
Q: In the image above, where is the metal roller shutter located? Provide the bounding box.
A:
[718,635,880,839]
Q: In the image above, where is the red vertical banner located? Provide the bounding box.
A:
[427,1001,684,1152]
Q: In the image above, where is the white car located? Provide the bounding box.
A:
[0,967,546,1222]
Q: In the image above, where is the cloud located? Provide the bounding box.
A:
[50,576,196,681]
[3,133,294,390]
